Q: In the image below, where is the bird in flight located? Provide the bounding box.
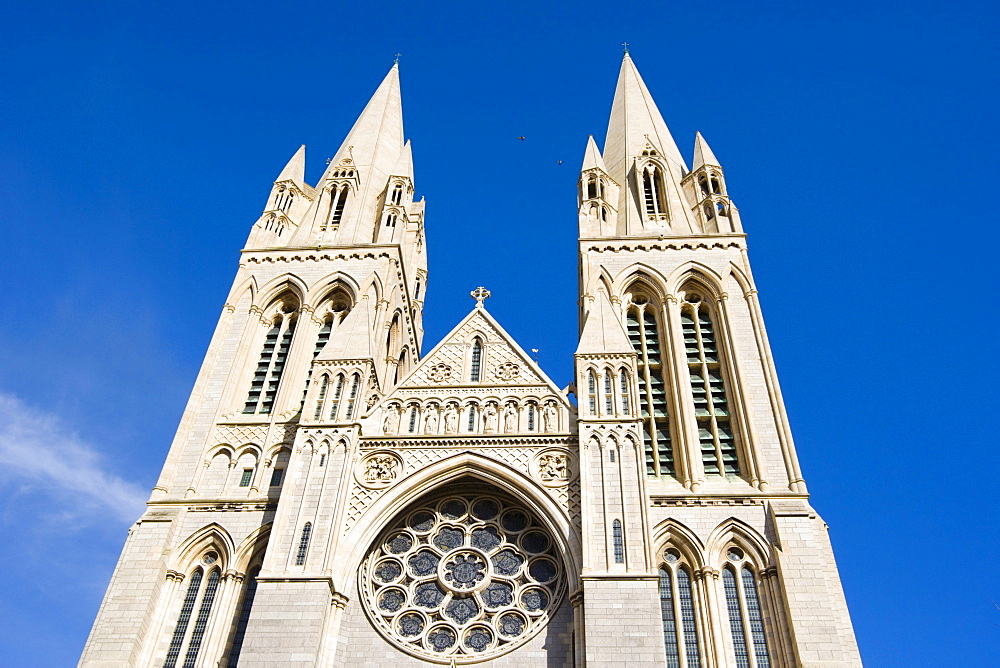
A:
[516,136,526,141]
[556,161,564,165]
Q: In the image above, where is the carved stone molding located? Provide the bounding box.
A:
[356,451,404,489]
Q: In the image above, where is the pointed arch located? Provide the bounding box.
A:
[232,523,272,574]
[333,452,581,591]
[254,273,308,310]
[613,262,670,301]
[226,275,258,311]
[651,519,706,569]
[725,261,754,296]
[665,261,726,296]
[307,272,360,306]
[584,265,616,301]
[705,518,772,568]
[169,524,236,574]
[358,272,384,304]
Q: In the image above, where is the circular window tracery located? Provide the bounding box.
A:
[361,491,565,662]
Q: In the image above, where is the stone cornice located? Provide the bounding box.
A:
[580,235,746,254]
[362,434,577,448]
[649,493,810,506]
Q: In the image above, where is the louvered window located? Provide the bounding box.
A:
[681,294,739,476]
[295,523,312,566]
[612,519,624,563]
[627,301,675,477]
[642,164,666,219]
[324,184,349,230]
[302,318,333,405]
[244,305,297,415]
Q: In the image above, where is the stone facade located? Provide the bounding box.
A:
[81,56,861,667]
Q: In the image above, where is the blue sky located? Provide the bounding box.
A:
[0,1,997,665]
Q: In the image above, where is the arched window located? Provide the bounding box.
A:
[698,174,710,196]
[604,370,614,415]
[326,184,349,230]
[414,279,422,301]
[467,404,476,432]
[470,339,483,382]
[681,290,739,476]
[345,373,360,419]
[626,288,675,477]
[244,295,298,415]
[642,163,666,219]
[226,566,259,668]
[408,405,418,433]
[721,547,770,668]
[587,371,597,415]
[659,548,702,667]
[398,349,408,379]
[391,183,403,205]
[164,557,222,668]
[612,519,624,563]
[385,212,397,228]
[587,177,598,200]
[329,374,344,420]
[313,376,329,420]
[295,523,312,566]
[619,369,630,416]
[527,403,536,431]
[710,174,722,195]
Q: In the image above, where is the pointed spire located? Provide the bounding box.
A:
[325,64,404,181]
[604,53,686,185]
[581,135,609,173]
[692,132,721,170]
[275,145,306,183]
[316,298,374,361]
[576,290,634,356]
[390,139,413,180]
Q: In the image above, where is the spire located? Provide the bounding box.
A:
[275,145,306,183]
[582,135,609,173]
[325,64,404,181]
[692,132,721,170]
[316,298,374,362]
[390,139,414,180]
[576,290,634,356]
[604,53,686,184]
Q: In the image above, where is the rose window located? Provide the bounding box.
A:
[360,492,565,662]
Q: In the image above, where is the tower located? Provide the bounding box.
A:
[573,54,860,666]
[82,55,860,668]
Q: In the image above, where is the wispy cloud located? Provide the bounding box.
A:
[0,392,147,523]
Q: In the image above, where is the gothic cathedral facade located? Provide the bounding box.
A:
[82,56,861,667]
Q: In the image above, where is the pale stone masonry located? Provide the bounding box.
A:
[82,55,861,667]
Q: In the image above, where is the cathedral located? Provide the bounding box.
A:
[82,55,861,667]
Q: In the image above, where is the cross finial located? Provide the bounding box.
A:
[622,42,630,54]
[394,53,402,64]
[470,287,491,308]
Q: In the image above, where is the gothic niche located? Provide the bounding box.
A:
[359,485,565,662]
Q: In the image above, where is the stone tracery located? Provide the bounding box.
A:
[360,489,565,662]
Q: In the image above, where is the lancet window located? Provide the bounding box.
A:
[345,373,360,419]
[626,287,675,477]
[722,548,770,668]
[322,183,350,231]
[328,374,344,420]
[680,290,739,476]
[587,371,597,415]
[225,566,260,668]
[313,376,329,420]
[164,553,222,668]
[391,183,404,205]
[470,339,483,382]
[604,370,614,415]
[295,523,312,566]
[244,295,298,415]
[619,368,630,416]
[612,520,624,563]
[641,163,667,220]
[659,548,702,668]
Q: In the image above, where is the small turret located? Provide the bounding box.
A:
[246,145,315,249]
[578,136,619,237]
[681,132,742,234]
